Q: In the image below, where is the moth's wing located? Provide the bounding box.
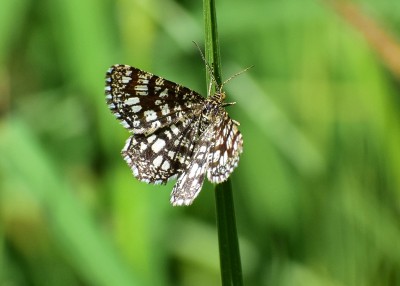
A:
[105,64,204,135]
[206,111,243,183]
[170,123,216,206]
[122,115,204,184]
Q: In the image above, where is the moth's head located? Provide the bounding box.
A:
[211,90,226,103]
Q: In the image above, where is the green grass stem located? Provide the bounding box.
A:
[202,0,244,285]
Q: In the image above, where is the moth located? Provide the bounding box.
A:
[105,57,247,206]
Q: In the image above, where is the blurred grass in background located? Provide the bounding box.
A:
[1,0,400,285]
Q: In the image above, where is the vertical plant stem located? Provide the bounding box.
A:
[202,0,244,285]
[215,181,243,286]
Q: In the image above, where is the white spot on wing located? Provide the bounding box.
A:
[138,79,149,84]
[213,150,220,163]
[168,151,175,159]
[170,124,179,135]
[121,121,130,129]
[131,105,142,113]
[159,89,168,98]
[135,85,148,92]
[125,97,140,105]
[144,110,157,122]
[153,155,163,168]
[123,155,132,164]
[161,160,170,171]
[121,76,131,83]
[188,163,199,178]
[147,135,156,143]
[151,138,166,153]
[221,151,228,165]
[132,166,139,176]
[161,104,170,115]
[140,142,147,151]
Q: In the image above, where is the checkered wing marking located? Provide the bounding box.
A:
[207,112,243,183]
[105,64,204,135]
[170,124,216,206]
[122,115,205,184]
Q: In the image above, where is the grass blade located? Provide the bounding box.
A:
[203,0,244,285]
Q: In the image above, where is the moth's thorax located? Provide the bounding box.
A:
[203,97,224,118]
[196,101,217,136]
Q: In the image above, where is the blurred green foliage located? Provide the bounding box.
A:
[1,0,400,285]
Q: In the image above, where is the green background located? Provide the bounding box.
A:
[1,0,400,285]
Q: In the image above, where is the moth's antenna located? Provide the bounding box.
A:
[193,41,253,94]
[192,41,219,91]
[220,65,254,91]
